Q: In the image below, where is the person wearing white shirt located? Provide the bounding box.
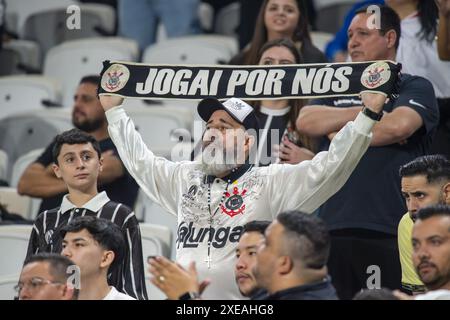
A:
[99,89,387,299]
[60,216,135,300]
[387,0,450,157]
[103,286,136,300]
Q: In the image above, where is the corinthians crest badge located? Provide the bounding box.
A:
[221,186,247,217]
[101,63,130,93]
[361,61,391,89]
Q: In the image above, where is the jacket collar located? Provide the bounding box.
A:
[266,276,334,300]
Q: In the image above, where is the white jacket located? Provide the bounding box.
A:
[106,106,375,300]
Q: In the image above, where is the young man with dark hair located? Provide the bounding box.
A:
[398,155,450,294]
[402,204,450,299]
[18,75,139,213]
[25,128,147,299]
[17,252,78,300]
[148,220,271,300]
[297,5,439,299]
[236,220,270,298]
[60,216,135,300]
[253,211,337,300]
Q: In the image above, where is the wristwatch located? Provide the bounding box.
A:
[179,291,201,300]
[362,106,383,121]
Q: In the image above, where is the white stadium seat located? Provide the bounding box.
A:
[0,274,19,300]
[0,75,62,120]
[198,2,214,32]
[76,3,116,35]
[43,37,139,107]
[10,149,45,188]
[134,190,178,259]
[0,225,32,277]
[22,4,117,60]
[311,31,334,53]
[0,187,33,219]
[214,2,241,37]
[9,149,45,220]
[3,40,41,71]
[124,105,194,158]
[142,35,233,65]
[0,150,7,183]
[30,108,73,133]
[139,223,172,300]
[0,112,72,176]
[4,0,75,36]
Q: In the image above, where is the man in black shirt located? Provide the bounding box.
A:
[17,75,138,214]
[25,129,147,300]
[254,211,337,300]
[297,6,439,299]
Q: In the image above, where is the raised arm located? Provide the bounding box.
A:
[99,95,182,215]
[269,92,386,215]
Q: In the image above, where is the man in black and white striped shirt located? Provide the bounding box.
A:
[25,128,147,300]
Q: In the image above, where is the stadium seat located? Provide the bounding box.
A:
[0,274,19,300]
[140,223,172,259]
[0,75,62,120]
[0,187,33,219]
[189,34,239,57]
[0,112,72,174]
[140,223,172,300]
[10,149,45,189]
[43,37,139,107]
[22,4,116,61]
[75,3,115,35]
[214,2,241,37]
[10,149,45,220]
[0,150,7,184]
[316,1,354,34]
[311,31,334,53]
[31,108,73,133]
[3,40,41,72]
[134,190,177,260]
[142,35,234,65]
[124,105,194,158]
[0,48,22,76]
[0,225,32,277]
[198,2,214,32]
[4,0,75,36]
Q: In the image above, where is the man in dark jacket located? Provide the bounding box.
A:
[254,210,337,300]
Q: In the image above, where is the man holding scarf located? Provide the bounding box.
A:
[98,80,388,299]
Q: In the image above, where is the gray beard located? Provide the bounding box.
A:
[201,161,237,176]
[200,143,238,176]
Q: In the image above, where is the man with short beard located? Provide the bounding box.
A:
[395,204,450,300]
[253,211,337,300]
[18,75,139,213]
[398,155,450,295]
[100,90,387,299]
